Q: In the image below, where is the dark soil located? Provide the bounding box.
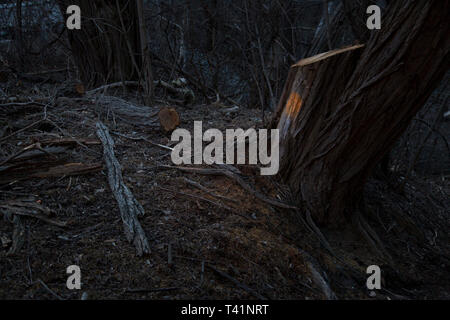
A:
[0,80,449,300]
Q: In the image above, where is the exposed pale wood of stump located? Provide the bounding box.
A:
[158,107,180,132]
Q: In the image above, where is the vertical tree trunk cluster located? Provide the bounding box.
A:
[274,1,450,225]
[57,0,153,103]
[15,0,24,64]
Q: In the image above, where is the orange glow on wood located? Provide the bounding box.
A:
[285,92,303,119]
[278,92,303,139]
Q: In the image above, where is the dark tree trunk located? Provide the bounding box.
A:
[305,1,355,57]
[58,0,153,103]
[274,1,450,225]
[15,0,24,64]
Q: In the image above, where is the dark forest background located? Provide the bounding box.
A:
[0,0,449,300]
[1,0,448,175]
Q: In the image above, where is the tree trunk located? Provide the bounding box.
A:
[136,0,154,105]
[274,1,450,225]
[306,1,354,57]
[58,0,153,102]
[15,0,24,65]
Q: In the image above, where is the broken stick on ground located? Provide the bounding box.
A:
[96,122,150,256]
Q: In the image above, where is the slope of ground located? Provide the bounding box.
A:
[0,80,449,300]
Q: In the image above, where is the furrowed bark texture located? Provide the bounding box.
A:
[275,1,450,225]
[96,122,150,256]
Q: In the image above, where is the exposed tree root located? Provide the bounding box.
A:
[160,165,297,210]
[182,177,239,204]
[304,209,334,256]
[6,215,25,256]
[301,250,337,300]
[353,210,393,265]
[206,264,267,300]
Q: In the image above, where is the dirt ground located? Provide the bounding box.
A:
[1,81,449,300]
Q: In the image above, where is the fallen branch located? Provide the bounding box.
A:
[7,215,25,256]
[38,137,101,148]
[36,279,64,300]
[0,101,46,108]
[111,131,173,151]
[87,80,194,104]
[160,165,297,210]
[96,122,150,256]
[306,260,337,300]
[183,178,239,204]
[0,160,102,185]
[25,68,69,76]
[86,81,141,95]
[0,204,68,228]
[0,119,44,144]
[207,264,267,300]
[354,211,393,263]
[0,143,57,167]
[157,186,234,212]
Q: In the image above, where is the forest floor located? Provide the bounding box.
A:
[0,77,449,300]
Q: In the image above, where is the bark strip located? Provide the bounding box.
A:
[96,122,150,256]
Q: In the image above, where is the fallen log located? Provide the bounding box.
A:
[0,199,68,228]
[0,161,102,185]
[0,140,102,184]
[93,95,158,128]
[38,137,101,147]
[96,122,150,256]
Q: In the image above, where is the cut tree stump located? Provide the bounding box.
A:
[158,107,180,132]
[96,122,150,256]
[273,1,449,225]
[271,44,364,136]
[272,44,365,163]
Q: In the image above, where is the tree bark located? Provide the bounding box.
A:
[57,0,153,102]
[136,0,154,105]
[306,1,355,57]
[274,1,450,225]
